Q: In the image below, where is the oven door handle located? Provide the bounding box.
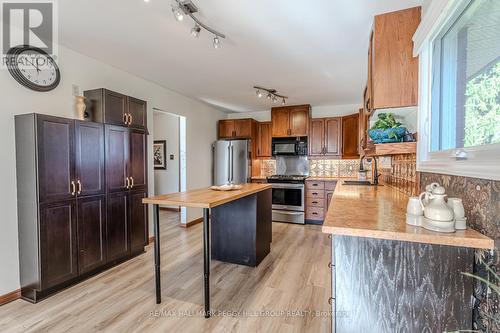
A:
[271,184,304,189]
[275,211,304,215]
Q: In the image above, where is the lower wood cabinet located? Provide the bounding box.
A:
[40,200,78,289]
[107,192,130,262]
[77,195,107,274]
[305,179,337,224]
[129,191,149,253]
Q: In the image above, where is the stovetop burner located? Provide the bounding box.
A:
[267,174,308,183]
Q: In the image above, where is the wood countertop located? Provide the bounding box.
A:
[322,182,494,249]
[143,183,272,208]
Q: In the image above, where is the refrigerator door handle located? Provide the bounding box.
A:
[230,145,234,183]
[227,144,231,183]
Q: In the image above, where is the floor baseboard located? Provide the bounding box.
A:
[180,217,203,228]
[0,289,20,306]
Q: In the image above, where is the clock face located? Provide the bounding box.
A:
[6,46,61,92]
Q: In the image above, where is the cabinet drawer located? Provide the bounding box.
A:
[306,190,324,198]
[325,181,337,191]
[306,207,325,220]
[306,180,324,190]
[306,197,325,208]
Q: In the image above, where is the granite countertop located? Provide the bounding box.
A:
[322,181,494,249]
[143,183,272,208]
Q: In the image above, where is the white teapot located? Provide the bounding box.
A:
[419,185,454,222]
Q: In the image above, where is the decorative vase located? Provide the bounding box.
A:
[75,96,88,120]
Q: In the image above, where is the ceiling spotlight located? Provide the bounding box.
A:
[191,24,201,37]
[256,90,263,98]
[272,96,278,103]
[266,93,272,100]
[282,98,286,105]
[213,36,220,49]
[172,6,184,21]
[144,0,151,3]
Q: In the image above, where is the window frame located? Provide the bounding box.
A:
[416,0,500,181]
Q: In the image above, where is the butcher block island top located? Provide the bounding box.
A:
[322,182,494,249]
[143,183,272,208]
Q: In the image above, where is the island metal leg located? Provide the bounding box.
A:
[153,204,161,304]
[203,208,210,318]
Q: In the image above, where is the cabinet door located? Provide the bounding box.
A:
[342,114,360,158]
[129,191,148,253]
[128,97,147,129]
[77,195,106,274]
[129,129,147,192]
[325,118,342,156]
[37,115,75,203]
[290,107,309,137]
[256,122,272,157]
[271,109,290,137]
[309,119,325,156]
[326,191,334,214]
[104,90,128,126]
[367,32,374,111]
[234,119,252,138]
[75,121,105,196]
[40,200,78,289]
[218,120,235,138]
[107,192,130,261]
[105,125,129,193]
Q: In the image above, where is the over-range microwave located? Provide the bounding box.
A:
[272,137,308,156]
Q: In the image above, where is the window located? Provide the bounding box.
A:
[416,0,500,180]
[431,0,500,151]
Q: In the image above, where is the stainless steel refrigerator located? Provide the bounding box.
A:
[213,139,251,186]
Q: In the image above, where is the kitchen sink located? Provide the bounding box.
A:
[343,180,382,186]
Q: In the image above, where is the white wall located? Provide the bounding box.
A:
[153,112,180,199]
[226,103,360,120]
[0,45,226,296]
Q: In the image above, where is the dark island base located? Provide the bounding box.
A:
[332,236,474,332]
[211,189,272,267]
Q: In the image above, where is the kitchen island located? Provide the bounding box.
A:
[322,182,494,332]
[143,183,272,318]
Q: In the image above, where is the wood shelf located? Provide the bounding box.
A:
[364,141,416,156]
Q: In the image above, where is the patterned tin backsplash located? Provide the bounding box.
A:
[258,159,369,178]
[379,154,419,196]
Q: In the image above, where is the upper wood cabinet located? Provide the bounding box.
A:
[218,119,256,139]
[309,117,341,157]
[368,7,421,110]
[271,105,311,137]
[84,88,148,130]
[256,122,272,157]
[342,114,360,159]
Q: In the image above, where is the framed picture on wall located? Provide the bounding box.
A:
[153,140,167,170]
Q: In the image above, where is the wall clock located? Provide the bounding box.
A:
[6,45,61,92]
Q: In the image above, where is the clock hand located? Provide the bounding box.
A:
[24,58,41,74]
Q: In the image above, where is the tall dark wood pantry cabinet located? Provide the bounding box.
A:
[16,107,148,303]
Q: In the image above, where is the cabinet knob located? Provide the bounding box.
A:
[328,297,334,305]
[328,262,334,268]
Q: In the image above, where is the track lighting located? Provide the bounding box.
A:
[254,86,288,105]
[171,1,226,49]
[191,24,201,37]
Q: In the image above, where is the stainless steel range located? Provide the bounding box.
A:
[267,156,309,224]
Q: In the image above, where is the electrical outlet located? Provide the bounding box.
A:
[72,84,81,96]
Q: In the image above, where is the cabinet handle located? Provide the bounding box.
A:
[77,180,82,195]
[312,192,318,195]
[312,184,318,186]
[129,114,133,125]
[71,181,76,196]
[123,113,128,125]
[126,177,130,189]
[312,201,318,204]
[130,177,134,188]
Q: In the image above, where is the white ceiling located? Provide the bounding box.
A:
[59,0,422,112]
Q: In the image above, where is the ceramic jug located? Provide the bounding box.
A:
[419,185,454,221]
[420,182,440,205]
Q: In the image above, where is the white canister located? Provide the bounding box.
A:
[447,198,465,219]
[407,197,424,216]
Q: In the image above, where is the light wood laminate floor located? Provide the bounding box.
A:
[0,211,331,333]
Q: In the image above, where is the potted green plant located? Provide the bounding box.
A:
[368,112,407,143]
